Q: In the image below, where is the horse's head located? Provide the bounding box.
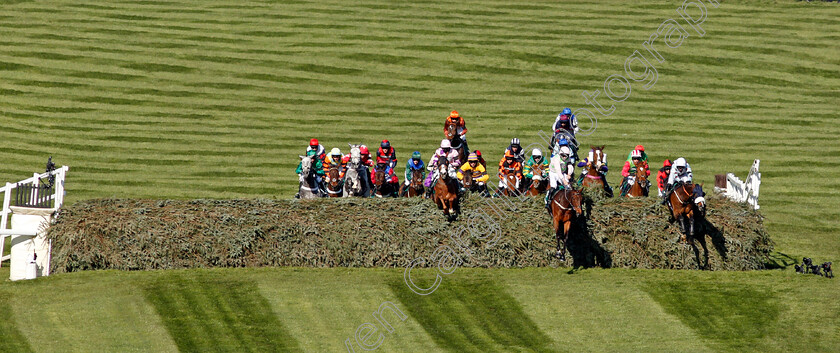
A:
[411,169,424,186]
[348,143,361,166]
[462,170,473,188]
[634,160,648,182]
[298,155,312,177]
[373,163,387,186]
[329,166,341,186]
[570,188,584,215]
[590,145,606,167]
[693,183,706,217]
[445,122,456,139]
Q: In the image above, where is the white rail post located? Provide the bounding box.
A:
[0,182,11,267]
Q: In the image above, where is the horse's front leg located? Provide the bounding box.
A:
[559,220,571,262]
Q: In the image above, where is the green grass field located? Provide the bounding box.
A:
[0,268,838,352]
[1,0,839,351]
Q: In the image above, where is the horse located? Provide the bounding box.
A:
[668,182,706,241]
[498,168,521,197]
[399,169,424,197]
[581,145,608,196]
[548,187,584,262]
[343,144,365,197]
[527,163,549,196]
[297,155,322,199]
[371,163,397,198]
[433,159,460,221]
[625,160,649,198]
[326,165,344,197]
[445,123,468,165]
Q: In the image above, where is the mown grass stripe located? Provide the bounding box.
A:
[643,281,782,352]
[0,298,34,353]
[389,276,553,353]
[143,274,302,353]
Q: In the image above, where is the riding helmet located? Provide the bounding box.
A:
[440,139,451,148]
[562,108,572,116]
[510,138,520,146]
[381,140,390,149]
[310,138,319,147]
[450,110,460,118]
[412,151,422,159]
[532,149,542,156]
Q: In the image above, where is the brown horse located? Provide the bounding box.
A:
[548,188,584,261]
[668,182,706,241]
[527,163,549,196]
[326,165,344,197]
[498,169,521,197]
[581,145,608,195]
[433,160,460,221]
[399,169,425,197]
[445,123,468,165]
[626,160,649,198]
[372,163,397,198]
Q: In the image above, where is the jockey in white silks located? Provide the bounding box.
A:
[545,146,575,207]
[661,157,693,204]
[424,139,462,197]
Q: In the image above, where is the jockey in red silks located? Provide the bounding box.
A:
[372,140,399,184]
[306,138,326,163]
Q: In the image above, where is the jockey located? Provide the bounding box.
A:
[552,136,579,162]
[359,145,374,167]
[457,153,489,195]
[401,151,426,197]
[376,139,398,170]
[523,148,549,189]
[322,148,346,179]
[552,108,579,137]
[657,159,673,197]
[545,146,575,208]
[497,150,523,191]
[306,138,326,163]
[500,138,526,165]
[474,150,487,169]
[626,144,649,164]
[445,110,469,153]
[404,151,426,186]
[424,139,462,197]
[296,149,326,196]
[619,149,651,196]
[661,157,693,204]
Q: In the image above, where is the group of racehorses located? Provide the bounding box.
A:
[298,136,707,262]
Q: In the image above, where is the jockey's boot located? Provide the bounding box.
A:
[545,187,556,208]
[424,188,433,198]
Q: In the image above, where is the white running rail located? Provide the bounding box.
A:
[724,159,760,210]
[0,166,69,266]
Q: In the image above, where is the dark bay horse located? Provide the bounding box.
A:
[668,182,706,241]
[626,160,649,198]
[581,145,608,195]
[433,160,460,221]
[527,163,548,196]
[548,188,584,261]
[372,163,397,198]
[326,165,344,197]
[400,169,424,197]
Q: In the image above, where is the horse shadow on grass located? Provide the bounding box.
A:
[688,218,729,270]
[564,197,612,269]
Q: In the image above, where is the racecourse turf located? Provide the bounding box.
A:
[0,0,839,352]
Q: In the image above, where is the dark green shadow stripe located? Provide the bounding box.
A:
[0,298,34,353]
[143,274,302,353]
[642,281,781,352]
[389,275,552,353]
